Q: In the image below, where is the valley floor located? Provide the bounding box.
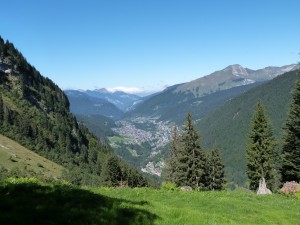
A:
[0,179,299,225]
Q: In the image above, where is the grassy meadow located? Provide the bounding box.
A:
[0,178,299,225]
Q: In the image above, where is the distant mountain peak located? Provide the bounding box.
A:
[175,63,298,97]
[224,64,248,76]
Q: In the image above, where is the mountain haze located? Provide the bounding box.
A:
[84,88,141,111]
[65,90,123,118]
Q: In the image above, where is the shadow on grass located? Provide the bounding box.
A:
[0,183,158,225]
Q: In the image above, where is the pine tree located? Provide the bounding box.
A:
[204,145,226,190]
[0,96,3,126]
[176,113,206,189]
[281,72,300,183]
[246,101,277,191]
[101,155,122,187]
[165,125,181,183]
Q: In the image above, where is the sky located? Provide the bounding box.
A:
[1,0,300,95]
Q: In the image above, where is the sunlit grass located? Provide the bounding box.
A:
[1,178,299,225]
[93,188,300,225]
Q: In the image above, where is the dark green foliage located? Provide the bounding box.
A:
[281,72,300,183]
[101,154,148,187]
[198,70,299,186]
[175,113,206,189]
[165,114,225,190]
[204,146,226,190]
[0,181,158,225]
[165,125,180,183]
[102,155,123,186]
[76,114,116,139]
[246,101,277,191]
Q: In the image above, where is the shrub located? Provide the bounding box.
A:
[161,181,178,191]
[5,177,40,185]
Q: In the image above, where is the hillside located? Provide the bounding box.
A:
[85,89,141,111]
[125,82,261,124]
[0,36,148,186]
[176,64,298,96]
[198,70,299,186]
[65,90,123,119]
[0,134,64,180]
[126,64,298,124]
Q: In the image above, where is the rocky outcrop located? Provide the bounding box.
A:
[280,181,300,194]
[180,186,193,191]
[257,178,272,195]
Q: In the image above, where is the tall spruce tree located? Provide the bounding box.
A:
[165,125,181,183]
[281,72,300,183]
[176,113,206,189]
[246,101,277,191]
[101,155,122,187]
[204,145,226,190]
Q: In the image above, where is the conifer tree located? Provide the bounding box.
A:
[0,96,3,125]
[281,72,300,183]
[246,101,276,191]
[204,145,226,190]
[176,113,206,189]
[101,155,122,187]
[165,125,181,183]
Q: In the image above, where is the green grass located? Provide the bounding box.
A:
[92,188,300,225]
[1,179,299,225]
[0,134,64,179]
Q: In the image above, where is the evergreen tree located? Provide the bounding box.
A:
[246,101,277,191]
[0,96,3,125]
[101,155,122,187]
[204,145,226,190]
[176,113,206,189]
[165,125,181,183]
[281,72,300,183]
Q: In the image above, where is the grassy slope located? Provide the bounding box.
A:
[94,188,300,225]
[0,134,64,179]
[1,180,299,225]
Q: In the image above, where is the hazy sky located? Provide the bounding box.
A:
[1,0,299,94]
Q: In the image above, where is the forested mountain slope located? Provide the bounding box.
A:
[198,70,299,186]
[0,36,148,186]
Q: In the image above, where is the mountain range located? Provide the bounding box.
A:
[67,64,298,123]
[66,63,299,185]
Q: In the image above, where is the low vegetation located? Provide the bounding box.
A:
[0,134,64,180]
[0,178,299,225]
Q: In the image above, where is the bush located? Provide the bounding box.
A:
[161,181,178,191]
[5,177,40,185]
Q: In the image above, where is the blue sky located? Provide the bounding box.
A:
[1,0,299,94]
